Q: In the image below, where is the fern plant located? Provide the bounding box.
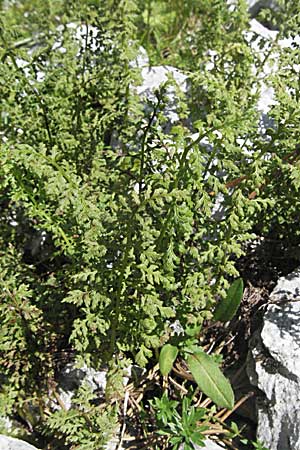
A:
[0,0,299,448]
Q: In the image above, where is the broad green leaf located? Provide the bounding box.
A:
[159,344,178,376]
[187,351,234,409]
[213,278,244,322]
[185,325,201,337]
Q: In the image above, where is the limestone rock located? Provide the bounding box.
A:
[247,268,300,450]
[136,65,188,124]
[246,19,300,121]
[0,435,39,450]
[227,0,278,18]
[56,363,138,411]
[199,440,225,450]
[137,65,187,97]
[247,0,278,17]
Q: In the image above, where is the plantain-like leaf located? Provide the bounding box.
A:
[213,278,244,322]
[187,351,234,409]
[159,344,178,376]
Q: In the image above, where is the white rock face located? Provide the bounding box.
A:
[246,19,277,116]
[56,363,108,410]
[244,19,300,126]
[130,46,149,69]
[57,363,135,411]
[0,435,39,450]
[247,268,300,450]
[136,65,188,123]
[198,440,226,450]
[137,66,187,97]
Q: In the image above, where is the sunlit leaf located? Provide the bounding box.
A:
[187,351,234,409]
[213,278,244,322]
[159,344,178,376]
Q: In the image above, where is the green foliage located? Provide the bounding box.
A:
[151,393,208,450]
[227,422,270,450]
[186,351,234,410]
[0,0,300,448]
[46,383,118,450]
[213,278,244,322]
[159,278,241,409]
[150,391,179,427]
[251,440,270,450]
[159,344,178,376]
[240,437,270,450]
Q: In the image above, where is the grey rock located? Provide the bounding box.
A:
[137,65,187,97]
[247,0,278,20]
[247,268,300,450]
[0,417,13,434]
[59,363,107,393]
[55,363,108,410]
[103,428,121,450]
[246,19,300,124]
[247,0,278,17]
[0,435,39,450]
[226,0,278,17]
[198,440,225,450]
[130,46,149,69]
[271,267,300,301]
[136,65,188,124]
[247,19,278,116]
[57,363,137,411]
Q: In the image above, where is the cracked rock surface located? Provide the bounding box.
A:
[0,436,39,450]
[247,268,300,450]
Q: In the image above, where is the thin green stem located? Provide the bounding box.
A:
[108,217,134,358]
[155,129,211,250]
[139,97,161,196]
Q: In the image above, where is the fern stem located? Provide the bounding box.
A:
[108,214,135,358]
[155,129,210,249]
[139,96,161,196]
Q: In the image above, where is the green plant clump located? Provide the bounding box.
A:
[0,0,299,448]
